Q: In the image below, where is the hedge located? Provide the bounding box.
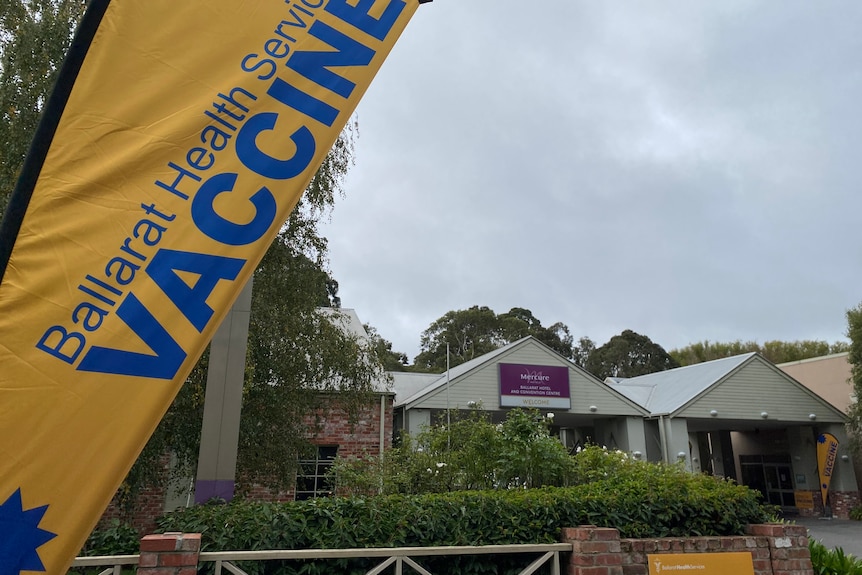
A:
[150,464,771,575]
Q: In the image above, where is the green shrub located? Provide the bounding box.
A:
[157,466,771,575]
[809,538,862,575]
[849,506,862,521]
[332,409,590,495]
[78,519,140,556]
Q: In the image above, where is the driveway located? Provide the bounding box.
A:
[795,517,862,558]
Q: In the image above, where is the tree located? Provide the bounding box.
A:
[1,3,388,503]
[413,306,578,372]
[670,339,850,366]
[572,336,596,368]
[124,125,381,501]
[499,307,574,358]
[846,304,862,455]
[585,329,679,380]
[0,0,88,214]
[414,305,503,372]
[365,324,410,371]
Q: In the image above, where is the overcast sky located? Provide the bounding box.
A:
[320,1,862,363]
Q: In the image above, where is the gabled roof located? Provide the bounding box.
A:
[396,338,528,407]
[396,336,649,416]
[607,353,757,414]
[607,352,848,422]
[391,372,441,404]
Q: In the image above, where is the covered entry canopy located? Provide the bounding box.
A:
[607,353,858,516]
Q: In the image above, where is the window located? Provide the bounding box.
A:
[295,445,338,500]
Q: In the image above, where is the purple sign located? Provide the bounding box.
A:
[499,363,571,409]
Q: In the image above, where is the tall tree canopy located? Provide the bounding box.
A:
[670,339,850,367]
[846,303,862,455]
[0,0,88,213]
[585,329,679,381]
[1,1,386,501]
[413,305,579,372]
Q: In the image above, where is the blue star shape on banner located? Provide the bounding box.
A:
[0,489,56,575]
[817,434,827,444]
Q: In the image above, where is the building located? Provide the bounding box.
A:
[393,336,649,453]
[103,308,394,533]
[393,337,860,518]
[777,352,854,414]
[777,352,862,496]
[106,329,861,532]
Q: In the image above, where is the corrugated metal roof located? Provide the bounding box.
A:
[606,353,757,414]
[391,372,443,405]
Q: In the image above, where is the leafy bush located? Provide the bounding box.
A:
[157,462,771,575]
[809,538,862,575]
[332,408,577,495]
[79,519,140,556]
[850,506,862,521]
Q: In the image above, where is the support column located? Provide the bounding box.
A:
[560,525,623,575]
[194,278,253,503]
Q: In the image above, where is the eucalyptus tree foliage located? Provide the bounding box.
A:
[414,305,578,372]
[585,329,679,381]
[846,303,862,454]
[671,339,850,367]
[1,2,384,502]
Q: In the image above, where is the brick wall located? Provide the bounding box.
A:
[560,524,814,575]
[830,491,861,519]
[794,489,860,519]
[100,455,171,534]
[100,484,168,535]
[237,394,393,501]
[97,394,393,533]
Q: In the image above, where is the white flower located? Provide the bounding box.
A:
[436,462,447,468]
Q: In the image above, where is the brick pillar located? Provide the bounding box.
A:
[137,533,201,575]
[561,525,624,575]
[746,524,814,575]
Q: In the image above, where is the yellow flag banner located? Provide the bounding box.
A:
[816,432,839,509]
[0,0,423,572]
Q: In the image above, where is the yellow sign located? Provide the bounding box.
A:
[817,432,840,507]
[648,552,754,574]
[795,490,815,510]
[0,0,423,573]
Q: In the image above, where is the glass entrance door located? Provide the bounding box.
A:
[739,454,795,509]
[764,463,795,507]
